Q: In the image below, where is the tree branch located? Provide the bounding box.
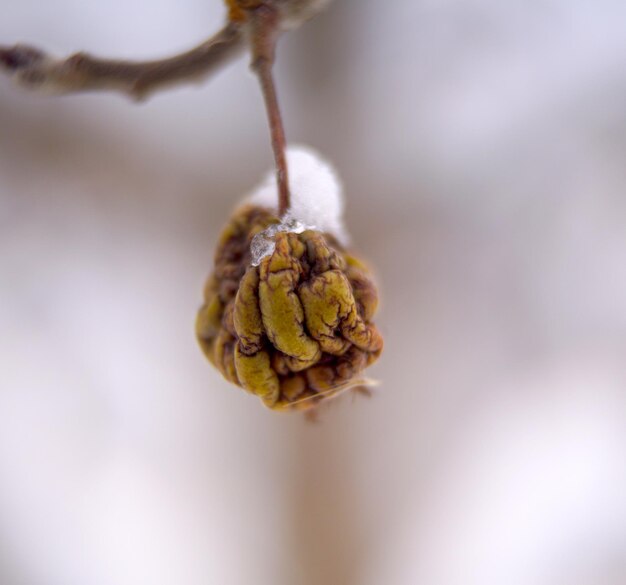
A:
[0,23,244,101]
[0,0,334,214]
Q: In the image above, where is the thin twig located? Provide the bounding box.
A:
[0,23,244,101]
[248,5,291,215]
[0,0,335,212]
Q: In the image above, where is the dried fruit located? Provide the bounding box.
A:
[196,204,383,412]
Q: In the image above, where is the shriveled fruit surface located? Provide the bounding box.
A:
[196,205,383,411]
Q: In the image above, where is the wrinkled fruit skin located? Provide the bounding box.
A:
[196,205,383,411]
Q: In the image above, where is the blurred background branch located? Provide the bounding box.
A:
[0,0,333,101]
[0,24,244,101]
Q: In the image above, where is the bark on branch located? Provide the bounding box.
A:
[0,23,244,101]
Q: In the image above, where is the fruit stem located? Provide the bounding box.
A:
[248,5,291,216]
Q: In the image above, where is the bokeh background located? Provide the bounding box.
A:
[1,1,625,584]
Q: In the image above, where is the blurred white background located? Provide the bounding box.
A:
[1,1,625,584]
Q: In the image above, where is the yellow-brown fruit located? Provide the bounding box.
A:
[196,205,383,411]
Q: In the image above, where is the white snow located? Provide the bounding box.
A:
[247,145,349,265]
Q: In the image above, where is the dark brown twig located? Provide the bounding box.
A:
[248,5,291,215]
[0,23,244,101]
